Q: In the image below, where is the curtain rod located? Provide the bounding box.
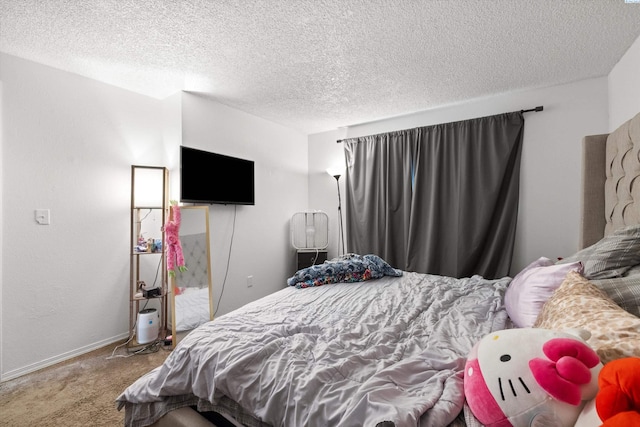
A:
[520,105,544,114]
[336,106,544,143]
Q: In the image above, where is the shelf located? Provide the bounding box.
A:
[133,206,164,210]
[132,294,165,301]
[129,165,169,349]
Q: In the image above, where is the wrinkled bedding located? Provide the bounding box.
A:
[117,272,510,427]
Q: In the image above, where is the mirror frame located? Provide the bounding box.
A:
[170,205,213,348]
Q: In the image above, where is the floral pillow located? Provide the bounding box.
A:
[534,271,640,364]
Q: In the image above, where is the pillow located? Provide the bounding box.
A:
[557,224,640,279]
[533,271,640,364]
[505,257,583,327]
[623,263,640,276]
[589,275,640,318]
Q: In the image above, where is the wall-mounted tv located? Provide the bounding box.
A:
[180,145,255,205]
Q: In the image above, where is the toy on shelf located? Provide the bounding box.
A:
[163,201,186,277]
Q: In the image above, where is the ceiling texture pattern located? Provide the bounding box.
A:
[2,0,640,134]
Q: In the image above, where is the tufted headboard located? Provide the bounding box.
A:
[176,232,210,288]
[581,112,640,249]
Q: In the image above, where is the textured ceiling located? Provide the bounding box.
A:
[2,0,640,134]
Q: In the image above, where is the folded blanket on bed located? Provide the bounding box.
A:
[287,253,403,288]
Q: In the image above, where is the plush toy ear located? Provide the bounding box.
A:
[596,357,640,426]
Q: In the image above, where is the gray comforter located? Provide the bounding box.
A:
[117,272,510,427]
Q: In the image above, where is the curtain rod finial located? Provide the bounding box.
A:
[520,105,544,114]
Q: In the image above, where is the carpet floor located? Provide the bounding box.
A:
[0,340,171,427]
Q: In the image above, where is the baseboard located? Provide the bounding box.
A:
[1,332,129,383]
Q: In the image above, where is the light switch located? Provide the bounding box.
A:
[35,209,50,225]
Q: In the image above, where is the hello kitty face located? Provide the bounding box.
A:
[464,328,601,427]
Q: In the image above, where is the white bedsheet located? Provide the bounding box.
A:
[118,272,510,427]
[174,287,210,332]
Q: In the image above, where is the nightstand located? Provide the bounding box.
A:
[296,250,327,271]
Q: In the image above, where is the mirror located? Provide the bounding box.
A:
[170,205,213,347]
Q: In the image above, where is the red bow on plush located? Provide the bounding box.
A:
[529,338,600,405]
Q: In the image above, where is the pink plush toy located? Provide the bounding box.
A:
[464,328,602,427]
[163,201,186,277]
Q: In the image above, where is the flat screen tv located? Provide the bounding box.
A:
[180,146,255,205]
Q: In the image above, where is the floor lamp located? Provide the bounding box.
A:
[326,167,346,256]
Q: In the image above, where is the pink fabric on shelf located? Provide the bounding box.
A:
[164,204,186,277]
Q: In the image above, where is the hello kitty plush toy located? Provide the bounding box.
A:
[464,328,602,427]
[163,201,186,277]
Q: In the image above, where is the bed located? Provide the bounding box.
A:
[117,112,640,427]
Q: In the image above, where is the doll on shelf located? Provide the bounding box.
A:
[164,200,187,277]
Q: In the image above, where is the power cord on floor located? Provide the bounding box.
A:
[106,300,165,359]
[106,336,166,359]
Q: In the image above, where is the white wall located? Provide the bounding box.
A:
[0,53,168,380]
[609,34,640,130]
[180,93,308,316]
[309,78,609,274]
[0,81,4,381]
[0,56,308,381]
[307,131,349,260]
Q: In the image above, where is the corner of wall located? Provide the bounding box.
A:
[608,33,640,130]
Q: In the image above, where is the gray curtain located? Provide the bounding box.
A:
[344,112,524,279]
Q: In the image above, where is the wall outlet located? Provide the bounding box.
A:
[35,209,51,225]
[247,275,253,288]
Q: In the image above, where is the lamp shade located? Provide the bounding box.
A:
[133,167,165,207]
[326,166,345,179]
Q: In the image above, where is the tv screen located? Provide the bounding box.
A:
[180,146,255,205]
